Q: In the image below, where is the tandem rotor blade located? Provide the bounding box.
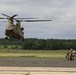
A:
[11,14,18,18]
[15,18,38,19]
[0,17,8,19]
[2,14,18,19]
[2,14,10,17]
[21,20,51,22]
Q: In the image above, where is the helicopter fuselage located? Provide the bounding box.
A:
[5,24,24,40]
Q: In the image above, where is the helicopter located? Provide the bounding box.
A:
[0,14,51,41]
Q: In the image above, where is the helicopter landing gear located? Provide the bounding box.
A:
[5,36,9,40]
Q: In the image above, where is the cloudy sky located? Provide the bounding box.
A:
[0,0,76,39]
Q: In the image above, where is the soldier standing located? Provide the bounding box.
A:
[65,50,70,60]
[69,49,74,61]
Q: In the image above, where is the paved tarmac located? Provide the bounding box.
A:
[0,58,76,75]
[0,58,76,67]
[0,67,76,75]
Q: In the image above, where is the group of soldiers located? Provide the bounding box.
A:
[65,49,76,61]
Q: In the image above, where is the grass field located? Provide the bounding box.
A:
[0,49,66,59]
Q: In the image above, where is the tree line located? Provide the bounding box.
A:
[0,38,76,50]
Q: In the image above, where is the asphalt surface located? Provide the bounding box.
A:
[0,58,76,67]
[0,67,76,75]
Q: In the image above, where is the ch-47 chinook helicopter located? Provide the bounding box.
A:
[0,14,51,41]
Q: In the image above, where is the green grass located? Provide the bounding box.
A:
[0,49,66,60]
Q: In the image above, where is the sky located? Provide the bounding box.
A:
[0,0,76,39]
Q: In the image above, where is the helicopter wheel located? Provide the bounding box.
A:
[5,36,9,40]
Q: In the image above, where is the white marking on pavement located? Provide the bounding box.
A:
[0,67,76,75]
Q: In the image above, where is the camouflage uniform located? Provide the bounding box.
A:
[65,50,70,60]
[69,49,74,60]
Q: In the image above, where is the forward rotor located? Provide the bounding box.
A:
[0,14,38,20]
[0,14,51,23]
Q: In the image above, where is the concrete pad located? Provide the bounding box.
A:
[0,67,76,75]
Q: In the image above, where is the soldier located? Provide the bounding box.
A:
[72,49,76,60]
[65,50,70,60]
[69,48,74,61]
